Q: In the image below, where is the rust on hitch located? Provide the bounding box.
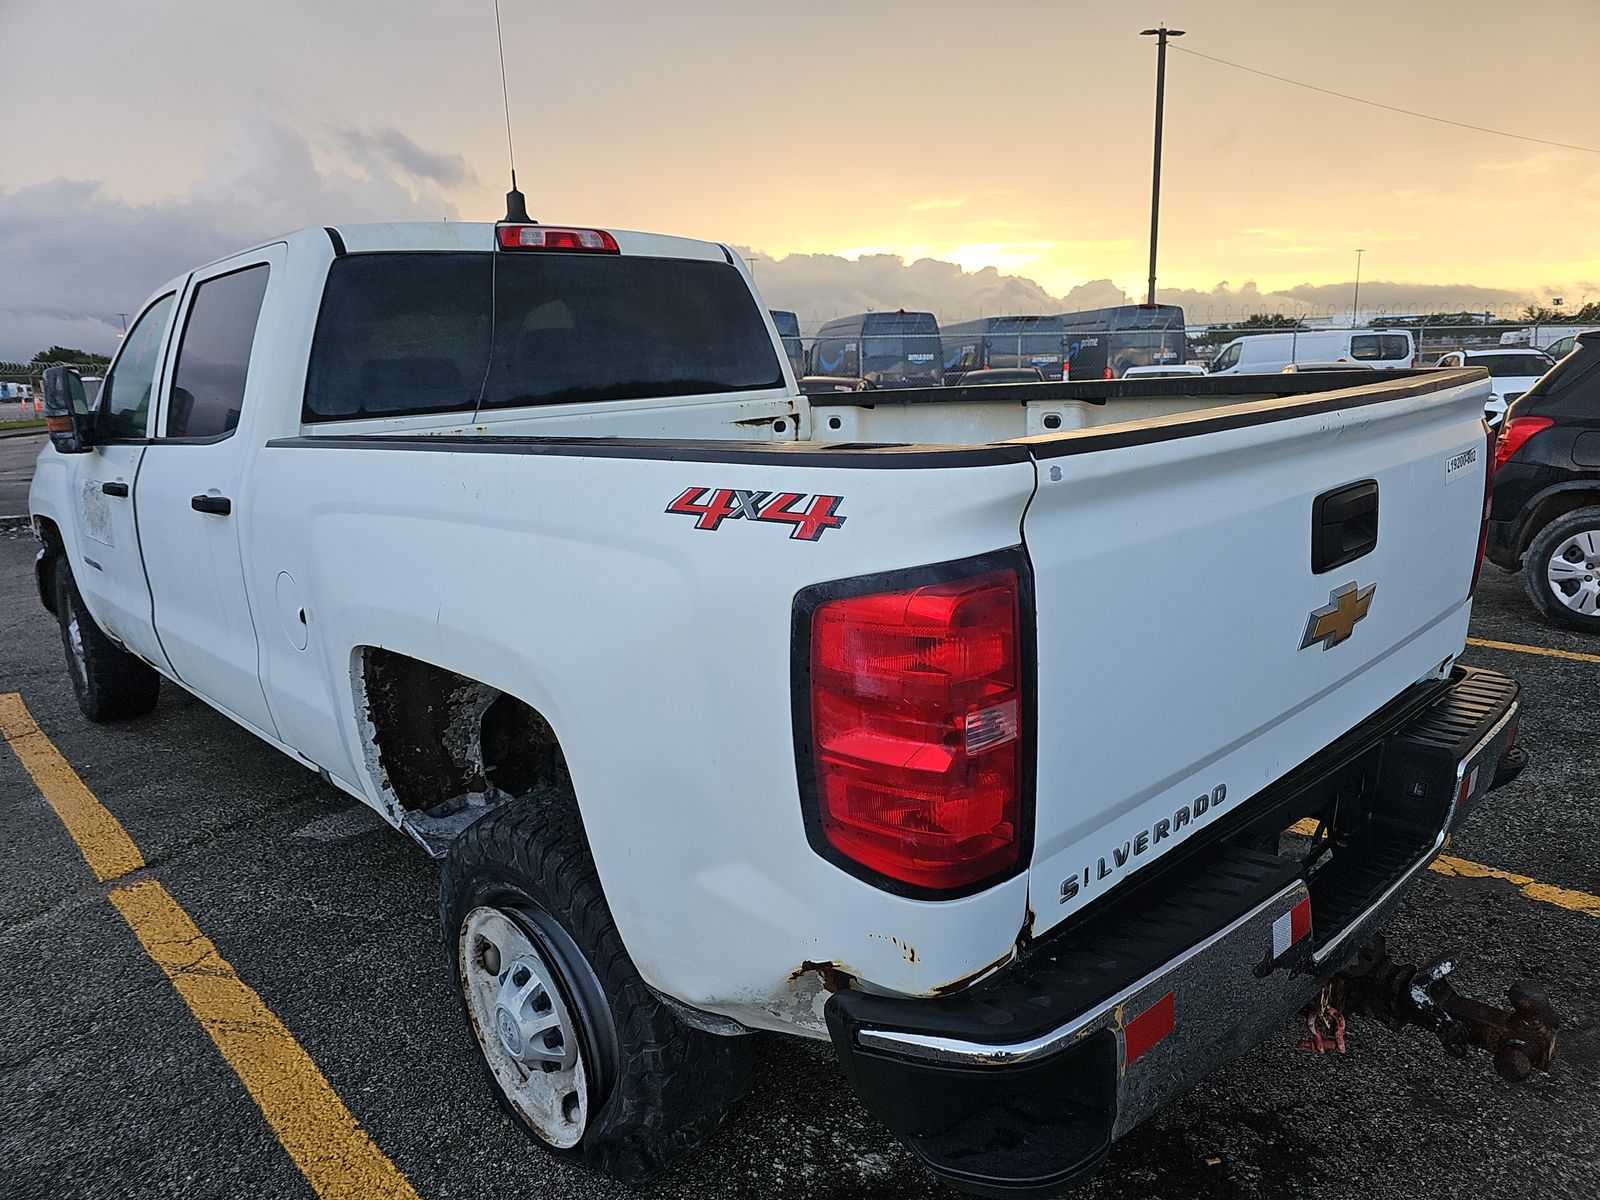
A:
[1322,937,1560,1082]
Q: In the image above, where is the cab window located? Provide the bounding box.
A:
[165,265,270,439]
[98,294,175,440]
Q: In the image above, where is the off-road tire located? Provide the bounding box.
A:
[54,556,160,722]
[1522,506,1600,633]
[439,785,754,1183]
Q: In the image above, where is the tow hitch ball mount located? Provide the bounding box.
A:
[1316,936,1560,1082]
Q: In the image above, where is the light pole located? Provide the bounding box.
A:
[1140,25,1184,308]
[1351,251,1364,327]
[116,312,129,340]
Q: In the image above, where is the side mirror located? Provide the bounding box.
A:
[41,367,94,453]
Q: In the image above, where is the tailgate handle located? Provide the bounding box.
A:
[1312,480,1378,573]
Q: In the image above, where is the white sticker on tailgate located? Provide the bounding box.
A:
[1444,444,1480,485]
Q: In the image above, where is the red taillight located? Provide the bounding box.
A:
[805,569,1026,892]
[1471,421,1500,597]
[496,225,619,252]
[1495,416,1553,470]
[1102,366,1114,380]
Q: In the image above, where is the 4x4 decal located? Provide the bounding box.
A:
[666,487,846,541]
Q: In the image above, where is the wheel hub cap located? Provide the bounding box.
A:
[1547,530,1600,616]
[459,906,589,1148]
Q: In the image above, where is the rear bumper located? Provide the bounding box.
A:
[825,666,1523,1197]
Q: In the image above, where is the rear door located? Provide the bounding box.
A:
[134,248,281,736]
[1021,376,1490,937]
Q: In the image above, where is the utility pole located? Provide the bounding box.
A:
[1140,24,1183,307]
[1351,250,1364,327]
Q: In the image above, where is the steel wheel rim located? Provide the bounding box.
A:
[1546,529,1600,616]
[62,589,87,688]
[459,906,589,1148]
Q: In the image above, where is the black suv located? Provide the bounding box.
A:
[1487,330,1600,631]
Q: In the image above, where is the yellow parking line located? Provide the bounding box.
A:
[1466,636,1600,665]
[1287,818,1600,917]
[1429,854,1600,917]
[0,693,419,1200]
[0,694,144,881]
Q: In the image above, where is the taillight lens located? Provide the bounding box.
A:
[804,568,1026,892]
[1495,416,1553,469]
[496,225,619,252]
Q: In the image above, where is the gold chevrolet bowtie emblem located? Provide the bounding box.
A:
[1300,582,1376,651]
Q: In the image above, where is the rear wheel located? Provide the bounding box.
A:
[1523,506,1600,633]
[440,785,753,1183]
[54,557,160,722]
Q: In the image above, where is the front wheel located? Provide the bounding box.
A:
[439,785,753,1184]
[1523,506,1600,633]
[54,556,160,722]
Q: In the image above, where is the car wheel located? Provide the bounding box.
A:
[439,784,754,1184]
[54,556,161,722]
[1522,506,1600,633]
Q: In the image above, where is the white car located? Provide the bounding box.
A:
[1208,328,1416,374]
[1434,348,1554,426]
[28,218,1526,1194]
[1120,363,1206,379]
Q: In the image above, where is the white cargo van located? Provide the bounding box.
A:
[1209,329,1416,375]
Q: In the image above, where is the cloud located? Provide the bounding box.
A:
[909,196,966,211]
[0,116,465,360]
[332,126,478,190]
[744,249,1124,328]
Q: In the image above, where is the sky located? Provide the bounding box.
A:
[2,0,1597,358]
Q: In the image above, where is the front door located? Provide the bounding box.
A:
[68,292,177,671]
[134,250,280,736]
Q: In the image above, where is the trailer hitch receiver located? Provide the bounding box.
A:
[1323,937,1559,1081]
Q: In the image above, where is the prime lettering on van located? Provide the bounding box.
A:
[1059,784,1228,903]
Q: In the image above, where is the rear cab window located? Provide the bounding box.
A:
[303,252,784,422]
[1349,334,1412,362]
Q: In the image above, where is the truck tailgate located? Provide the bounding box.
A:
[1022,376,1491,938]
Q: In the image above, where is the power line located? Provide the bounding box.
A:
[1171,44,1600,156]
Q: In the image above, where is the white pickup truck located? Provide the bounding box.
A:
[30,219,1528,1194]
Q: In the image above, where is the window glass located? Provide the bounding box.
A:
[1214,343,1242,370]
[1476,354,1554,378]
[1349,334,1410,361]
[303,252,783,421]
[98,294,175,440]
[166,265,270,439]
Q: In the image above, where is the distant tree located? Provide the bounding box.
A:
[1239,313,1304,330]
[30,346,111,368]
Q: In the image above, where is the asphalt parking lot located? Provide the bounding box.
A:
[1,522,1597,1200]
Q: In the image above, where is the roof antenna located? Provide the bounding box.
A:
[494,0,532,223]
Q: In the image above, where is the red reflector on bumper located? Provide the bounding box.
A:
[1271,897,1312,959]
[1124,991,1175,1065]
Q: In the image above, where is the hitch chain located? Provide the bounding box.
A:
[1311,937,1560,1081]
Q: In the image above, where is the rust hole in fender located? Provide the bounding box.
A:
[789,960,855,994]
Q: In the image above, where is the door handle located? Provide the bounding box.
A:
[191,494,232,516]
[100,481,130,497]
